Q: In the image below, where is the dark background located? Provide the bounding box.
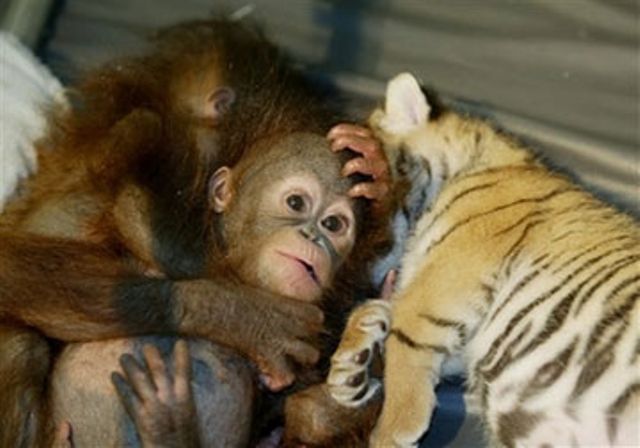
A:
[2,0,636,213]
[30,0,640,215]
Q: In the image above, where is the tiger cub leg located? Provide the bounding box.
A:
[371,270,484,448]
[327,299,391,407]
[371,331,442,448]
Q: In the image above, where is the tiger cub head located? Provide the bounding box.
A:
[367,73,437,288]
[371,73,532,191]
[369,73,439,225]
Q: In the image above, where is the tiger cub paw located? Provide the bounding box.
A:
[327,299,391,407]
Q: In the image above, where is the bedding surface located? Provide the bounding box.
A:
[0,31,66,210]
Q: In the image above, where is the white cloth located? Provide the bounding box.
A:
[0,31,67,211]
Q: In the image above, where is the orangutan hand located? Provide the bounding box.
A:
[328,124,391,212]
[52,421,74,448]
[112,340,201,448]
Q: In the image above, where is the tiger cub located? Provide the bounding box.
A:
[327,73,639,447]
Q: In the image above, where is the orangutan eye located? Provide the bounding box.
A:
[321,215,345,233]
[286,194,306,212]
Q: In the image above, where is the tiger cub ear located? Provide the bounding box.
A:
[381,72,430,135]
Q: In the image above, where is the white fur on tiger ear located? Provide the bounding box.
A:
[379,73,430,135]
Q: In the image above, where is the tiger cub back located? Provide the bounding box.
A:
[328,73,639,447]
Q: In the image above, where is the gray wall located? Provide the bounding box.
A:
[41,0,639,214]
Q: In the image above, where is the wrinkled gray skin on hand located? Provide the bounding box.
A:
[50,337,255,447]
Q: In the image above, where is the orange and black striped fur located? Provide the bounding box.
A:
[327,73,639,447]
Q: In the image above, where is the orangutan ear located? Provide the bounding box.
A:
[209,166,234,212]
[205,86,236,123]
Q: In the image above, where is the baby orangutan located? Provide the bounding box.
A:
[0,19,391,447]
[50,129,390,447]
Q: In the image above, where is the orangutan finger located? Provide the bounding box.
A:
[119,354,157,404]
[341,157,389,182]
[112,371,143,420]
[257,355,295,392]
[173,339,192,401]
[327,123,372,140]
[142,344,171,402]
[52,421,73,448]
[287,339,321,366]
[330,135,381,160]
[348,181,390,202]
